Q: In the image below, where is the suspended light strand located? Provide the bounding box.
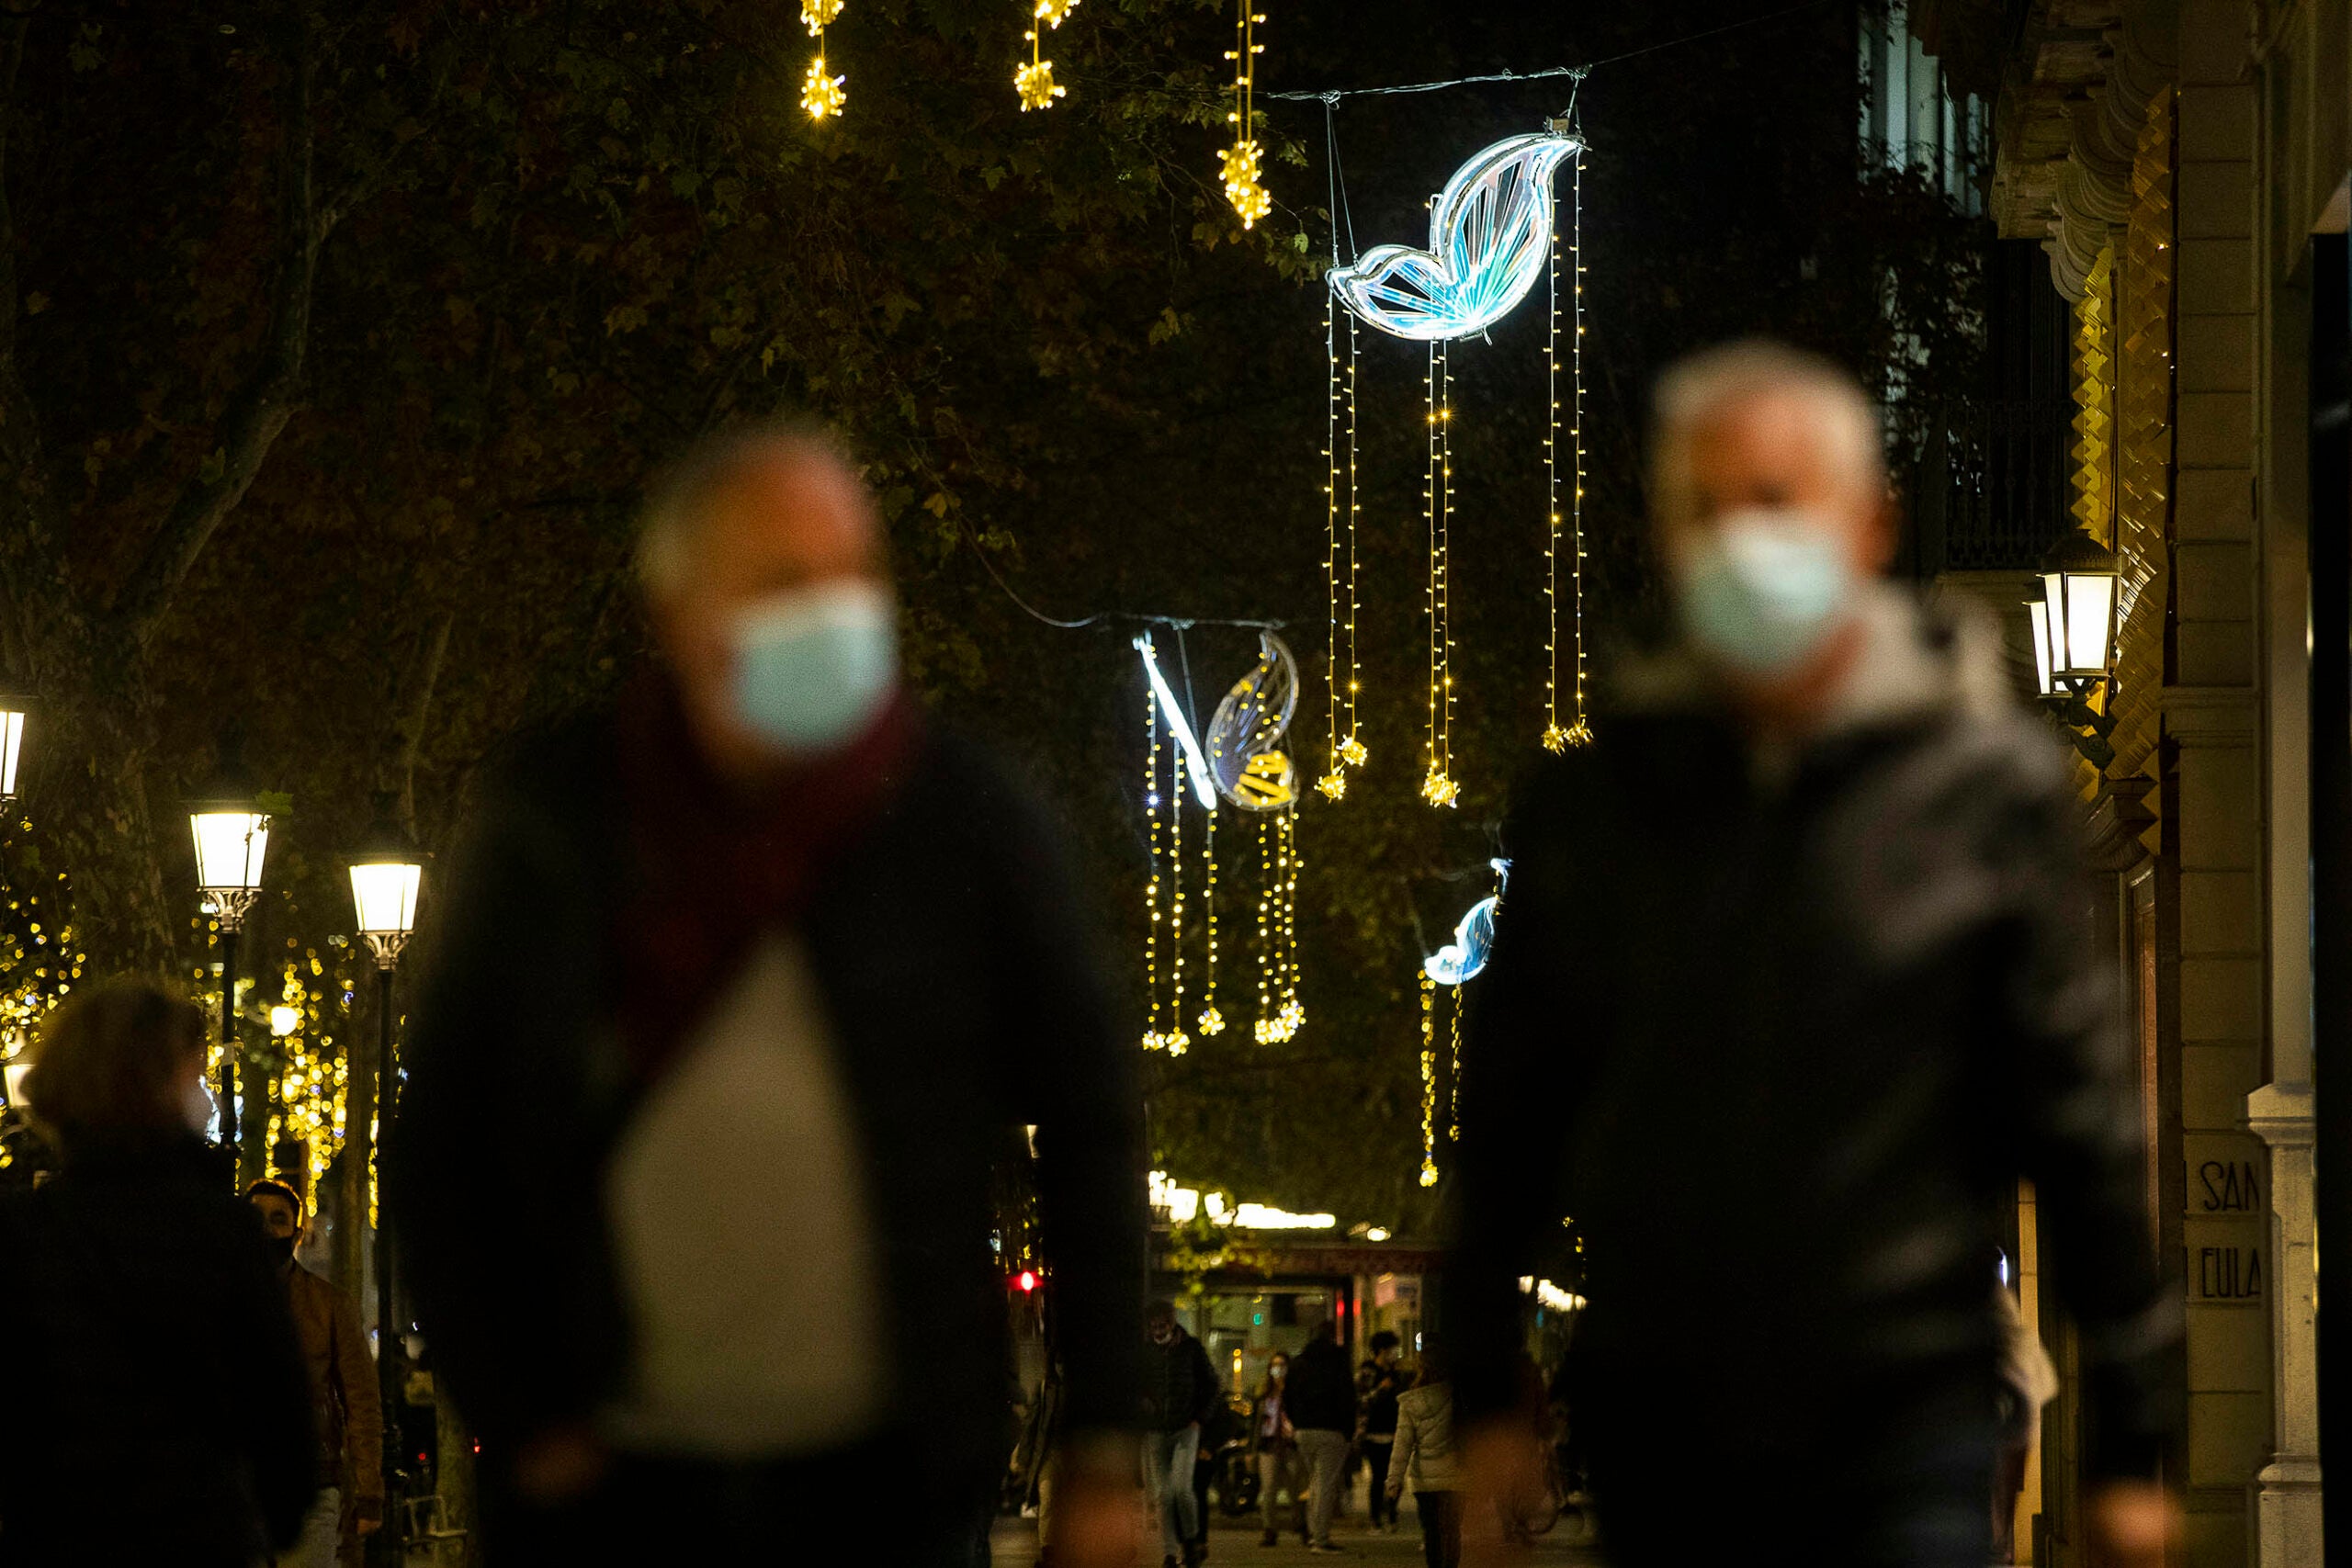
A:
[1164,721,1190,1056]
[1541,148,1593,751]
[1566,149,1593,746]
[1272,808,1304,1038]
[1422,338,1459,807]
[801,0,847,118]
[1220,1,1272,226]
[1419,970,1440,1187]
[1198,807,1226,1036]
[1340,317,1366,769]
[1317,288,1348,801]
[1016,0,1077,110]
[1253,817,1276,1040]
[1447,981,1464,1137]
[1142,682,1168,1051]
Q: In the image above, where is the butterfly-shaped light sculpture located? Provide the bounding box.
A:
[1329,131,1581,343]
[1205,633,1300,811]
[1424,859,1511,986]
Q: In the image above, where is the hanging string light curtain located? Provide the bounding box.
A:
[1140,669,1175,1053]
[1420,337,1458,807]
[1418,970,1439,1186]
[1544,130,1594,751]
[801,0,847,118]
[1219,0,1272,226]
[1136,630,1306,1054]
[1017,0,1079,110]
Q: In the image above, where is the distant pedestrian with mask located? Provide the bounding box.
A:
[248,1178,385,1566]
[1254,1351,1303,1547]
[1283,1319,1357,1553]
[1447,341,2183,1568]
[398,421,1148,1568]
[1142,1301,1220,1568]
[0,980,316,1565]
[1357,1330,1405,1533]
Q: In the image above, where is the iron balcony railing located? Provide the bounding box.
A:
[1910,399,2074,575]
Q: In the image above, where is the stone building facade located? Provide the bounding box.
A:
[1913,0,2343,1561]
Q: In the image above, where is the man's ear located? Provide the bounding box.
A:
[1868,490,1901,573]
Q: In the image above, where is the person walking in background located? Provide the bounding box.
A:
[1284,1318,1357,1554]
[247,1179,385,1567]
[1253,1351,1302,1547]
[1387,1348,1462,1568]
[1142,1301,1219,1568]
[396,421,1148,1568]
[0,981,316,1566]
[1447,340,2183,1568]
[1357,1330,1405,1534]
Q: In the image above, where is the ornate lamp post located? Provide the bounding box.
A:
[349,818,422,1565]
[187,763,270,1150]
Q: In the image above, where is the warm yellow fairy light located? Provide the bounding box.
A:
[1317,288,1348,802]
[1015,47,1063,109]
[1142,682,1168,1051]
[1419,970,1439,1187]
[801,0,847,119]
[1421,339,1459,807]
[1543,146,1592,753]
[1252,816,1277,1042]
[1220,3,1271,226]
[1274,808,1304,1036]
[1197,807,1226,1036]
[1015,0,1077,110]
[269,956,351,1217]
[1163,730,1190,1057]
[802,54,846,118]
[1340,316,1366,770]
[1446,980,1464,1138]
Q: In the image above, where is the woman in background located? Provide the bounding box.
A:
[1253,1351,1303,1547]
[1389,1345,1464,1568]
[0,979,316,1566]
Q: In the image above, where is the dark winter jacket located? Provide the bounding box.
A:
[1447,592,2182,1483]
[0,1134,317,1564]
[394,702,1147,1505]
[1283,1337,1358,1434]
[1358,1359,1404,1437]
[1142,1327,1222,1433]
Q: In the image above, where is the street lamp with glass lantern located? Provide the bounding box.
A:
[0,689,30,803]
[187,761,270,1149]
[349,817,423,1565]
[2022,532,2122,765]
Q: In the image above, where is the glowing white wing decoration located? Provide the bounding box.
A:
[1424,859,1511,986]
[1205,633,1300,811]
[1329,132,1581,343]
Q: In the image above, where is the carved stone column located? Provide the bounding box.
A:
[2248,1080,2322,1564]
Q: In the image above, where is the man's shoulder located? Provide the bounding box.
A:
[288,1261,364,1319]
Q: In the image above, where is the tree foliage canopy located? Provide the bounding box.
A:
[0,0,1984,1223]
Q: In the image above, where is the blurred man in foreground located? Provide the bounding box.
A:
[1447,341,2182,1568]
[397,422,1147,1566]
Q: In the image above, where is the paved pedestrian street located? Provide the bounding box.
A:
[989,1508,1608,1566]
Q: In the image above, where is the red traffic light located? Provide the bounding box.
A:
[1016,1269,1038,1293]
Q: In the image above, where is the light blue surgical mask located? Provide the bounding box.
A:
[1675,509,1855,677]
[727,581,899,754]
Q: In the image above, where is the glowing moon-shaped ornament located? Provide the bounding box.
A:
[1424,859,1511,986]
[1329,131,1582,343]
[1206,633,1301,811]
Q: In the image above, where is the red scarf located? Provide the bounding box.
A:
[611,674,922,1087]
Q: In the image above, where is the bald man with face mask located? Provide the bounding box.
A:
[1442,343,2182,1568]
[395,423,1147,1567]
